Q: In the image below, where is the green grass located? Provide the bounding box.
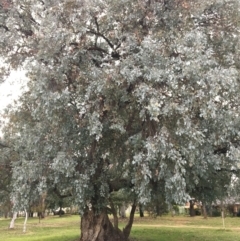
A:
[130,216,240,241]
[0,215,80,241]
[131,227,240,241]
[1,215,240,241]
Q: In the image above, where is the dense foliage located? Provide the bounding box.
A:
[1,0,240,239]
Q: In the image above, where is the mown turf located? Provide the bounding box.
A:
[0,215,80,241]
[129,216,240,241]
[1,215,240,241]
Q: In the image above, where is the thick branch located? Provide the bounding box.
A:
[123,201,137,239]
[214,146,228,155]
[109,178,133,192]
[87,30,114,49]
[94,16,100,33]
[109,198,118,229]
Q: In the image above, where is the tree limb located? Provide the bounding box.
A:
[87,30,114,49]
[123,200,137,239]
[109,178,133,192]
[109,198,118,229]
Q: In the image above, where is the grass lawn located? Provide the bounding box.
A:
[130,215,240,241]
[0,215,80,241]
[1,214,240,241]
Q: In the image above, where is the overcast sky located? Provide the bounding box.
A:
[0,70,27,112]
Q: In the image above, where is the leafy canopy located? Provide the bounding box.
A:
[1,0,240,212]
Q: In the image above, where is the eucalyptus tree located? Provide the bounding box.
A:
[1,0,240,240]
[0,143,12,218]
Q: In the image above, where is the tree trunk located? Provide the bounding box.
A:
[123,203,136,238]
[209,205,213,217]
[139,204,144,217]
[29,211,33,218]
[156,203,160,216]
[202,203,207,219]
[80,203,136,241]
[9,212,17,229]
[80,209,126,241]
[119,202,126,218]
[189,200,195,217]
[109,199,119,229]
[23,210,28,233]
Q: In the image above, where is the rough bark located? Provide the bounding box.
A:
[80,203,137,241]
[80,209,126,241]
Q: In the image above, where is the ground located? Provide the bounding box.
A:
[1,215,240,241]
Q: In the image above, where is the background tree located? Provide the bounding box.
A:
[0,144,12,218]
[145,181,169,217]
[187,155,235,217]
[1,0,240,241]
